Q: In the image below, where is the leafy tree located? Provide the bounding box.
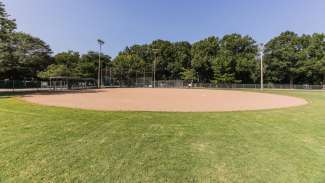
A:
[0,32,52,79]
[0,2,54,80]
[180,69,197,82]
[54,51,80,68]
[150,40,175,80]
[212,54,236,83]
[212,34,258,83]
[264,31,303,85]
[305,33,325,84]
[78,51,111,78]
[123,44,153,72]
[48,51,83,77]
[0,1,16,40]
[39,51,81,78]
[294,34,312,83]
[314,57,325,84]
[37,64,70,78]
[39,51,111,79]
[169,41,192,79]
[112,53,144,85]
[118,41,192,81]
[0,1,17,79]
[191,36,219,82]
[124,44,152,62]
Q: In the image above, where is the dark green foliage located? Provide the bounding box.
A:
[38,51,80,78]
[0,1,16,79]
[112,53,144,85]
[111,32,325,85]
[0,1,16,39]
[0,2,52,80]
[305,33,325,84]
[37,64,70,78]
[79,51,111,78]
[38,51,111,78]
[112,40,193,84]
[180,69,197,81]
[264,32,325,85]
[169,41,192,79]
[191,36,219,82]
[264,31,303,85]
[212,34,258,84]
[150,40,175,80]
[0,32,52,79]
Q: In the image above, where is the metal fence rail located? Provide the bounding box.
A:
[212,83,325,90]
[1,79,325,92]
[0,79,97,92]
[0,80,42,89]
[134,80,325,90]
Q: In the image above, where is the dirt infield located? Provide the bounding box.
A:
[21,88,307,112]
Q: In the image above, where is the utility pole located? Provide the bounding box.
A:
[109,67,112,85]
[153,56,156,88]
[97,39,105,88]
[136,71,138,87]
[259,43,264,90]
[152,49,159,88]
[105,63,108,86]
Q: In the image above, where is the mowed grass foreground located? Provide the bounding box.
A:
[1,90,325,182]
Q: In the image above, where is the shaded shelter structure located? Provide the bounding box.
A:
[48,77,97,90]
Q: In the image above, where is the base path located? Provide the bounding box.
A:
[22,88,307,112]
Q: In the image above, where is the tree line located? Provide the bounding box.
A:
[112,32,325,85]
[1,1,325,84]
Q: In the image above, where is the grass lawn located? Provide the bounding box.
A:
[1,90,325,182]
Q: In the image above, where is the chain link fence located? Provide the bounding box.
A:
[194,83,325,90]
[1,79,325,93]
[0,79,97,92]
[106,79,325,90]
[0,80,44,92]
[102,69,324,90]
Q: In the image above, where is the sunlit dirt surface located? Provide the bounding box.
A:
[22,88,307,112]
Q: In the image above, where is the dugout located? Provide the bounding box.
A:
[48,77,97,90]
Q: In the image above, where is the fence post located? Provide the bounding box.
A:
[12,80,15,92]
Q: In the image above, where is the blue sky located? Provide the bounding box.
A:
[3,0,325,57]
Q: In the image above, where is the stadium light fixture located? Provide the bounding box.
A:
[97,39,105,88]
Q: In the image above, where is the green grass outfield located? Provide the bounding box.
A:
[1,90,325,182]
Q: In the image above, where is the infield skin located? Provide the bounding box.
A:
[22,88,307,112]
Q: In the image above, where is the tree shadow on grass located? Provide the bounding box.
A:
[0,92,17,99]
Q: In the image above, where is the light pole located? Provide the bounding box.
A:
[153,56,156,88]
[152,49,159,88]
[97,39,105,88]
[259,43,264,90]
